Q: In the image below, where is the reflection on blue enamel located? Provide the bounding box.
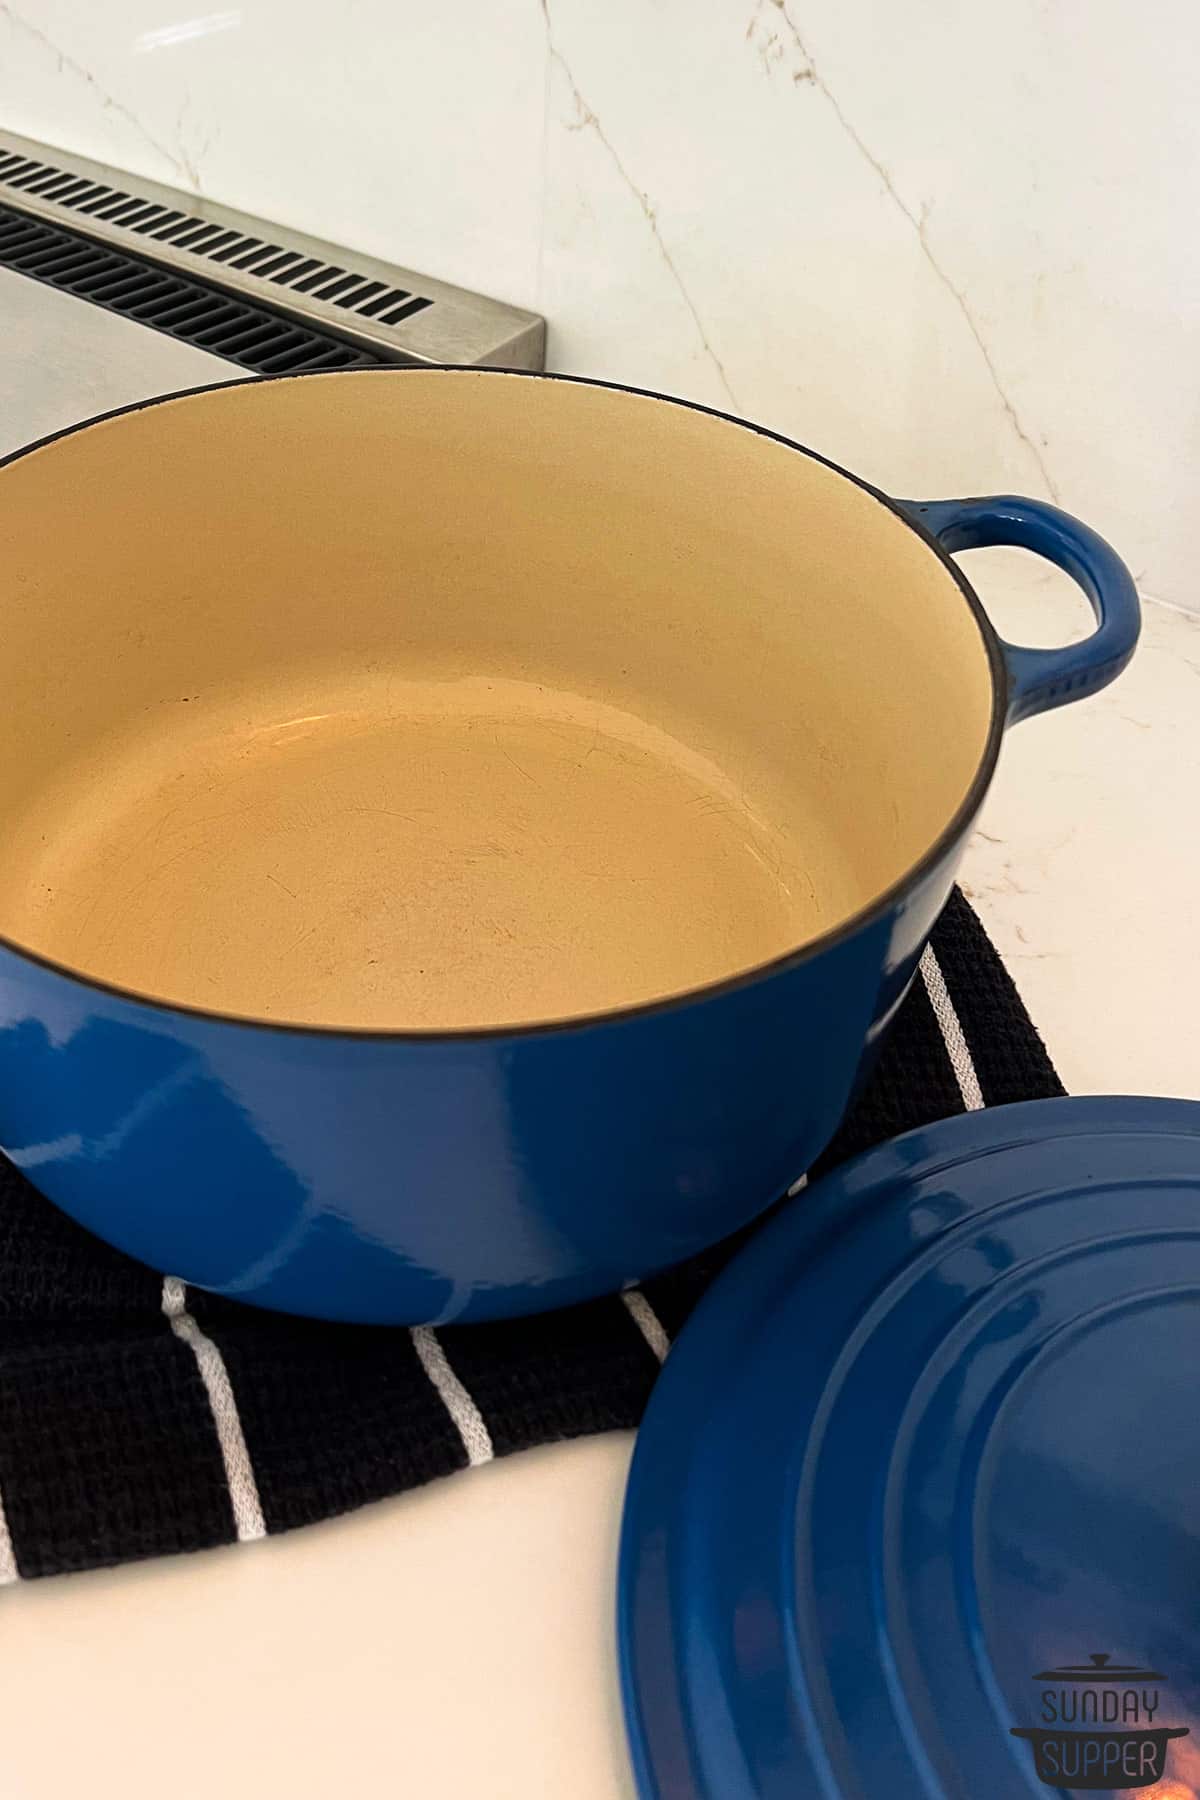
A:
[0,896,900,1323]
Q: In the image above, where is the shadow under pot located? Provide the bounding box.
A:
[0,368,1141,1320]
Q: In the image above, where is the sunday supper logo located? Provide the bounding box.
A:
[1011,1653,1190,1790]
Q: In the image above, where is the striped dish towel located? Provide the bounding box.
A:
[0,889,1060,1581]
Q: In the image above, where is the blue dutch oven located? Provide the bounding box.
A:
[0,369,1139,1322]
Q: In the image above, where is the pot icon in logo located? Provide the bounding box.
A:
[1011,1652,1190,1790]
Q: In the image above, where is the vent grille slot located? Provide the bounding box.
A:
[0,203,394,374]
[0,130,544,369]
[0,146,436,326]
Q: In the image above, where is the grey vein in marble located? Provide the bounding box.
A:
[0,3,197,191]
[539,0,740,411]
[755,0,1060,501]
[174,94,214,195]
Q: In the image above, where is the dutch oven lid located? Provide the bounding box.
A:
[618,1097,1200,1798]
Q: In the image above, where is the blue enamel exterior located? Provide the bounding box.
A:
[618,1097,1200,1799]
[0,382,1142,1324]
[0,875,914,1322]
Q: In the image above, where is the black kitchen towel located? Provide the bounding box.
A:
[0,889,1062,1581]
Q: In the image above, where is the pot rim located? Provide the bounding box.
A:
[0,365,1008,1042]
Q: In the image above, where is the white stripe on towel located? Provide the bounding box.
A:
[920,945,985,1112]
[0,1483,17,1585]
[622,1289,670,1364]
[411,1327,494,1467]
[162,1276,266,1542]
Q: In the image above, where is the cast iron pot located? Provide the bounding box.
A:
[0,369,1139,1322]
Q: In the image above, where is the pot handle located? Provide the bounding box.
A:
[901,495,1141,723]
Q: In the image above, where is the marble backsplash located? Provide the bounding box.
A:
[0,0,1194,613]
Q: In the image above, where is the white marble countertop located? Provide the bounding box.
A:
[0,553,1197,1798]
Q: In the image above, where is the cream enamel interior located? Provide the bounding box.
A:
[0,371,994,1031]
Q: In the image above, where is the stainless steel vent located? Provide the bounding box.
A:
[0,201,388,375]
[0,129,544,370]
